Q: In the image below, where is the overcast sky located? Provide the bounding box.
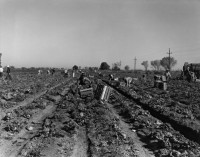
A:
[0,0,200,69]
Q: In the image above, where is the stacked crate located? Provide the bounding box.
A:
[154,75,167,90]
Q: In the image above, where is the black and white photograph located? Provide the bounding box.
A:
[0,0,200,156]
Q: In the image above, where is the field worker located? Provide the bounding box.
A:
[38,69,42,75]
[124,77,133,87]
[47,69,51,75]
[108,74,114,81]
[51,68,55,75]
[0,66,3,77]
[186,66,190,75]
[98,72,103,78]
[6,65,12,80]
[165,69,171,81]
[78,72,91,87]
[142,74,147,83]
[72,70,75,78]
[64,69,69,78]
[190,72,196,82]
[185,67,192,82]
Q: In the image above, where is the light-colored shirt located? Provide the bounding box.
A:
[0,67,3,72]
[165,72,171,78]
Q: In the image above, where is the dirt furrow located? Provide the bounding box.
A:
[105,80,200,143]
[106,102,155,157]
[104,80,200,156]
[0,79,73,157]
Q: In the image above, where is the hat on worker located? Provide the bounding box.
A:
[7,65,9,67]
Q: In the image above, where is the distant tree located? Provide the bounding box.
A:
[124,65,130,71]
[160,57,177,70]
[73,65,78,71]
[99,62,110,70]
[141,61,148,71]
[112,62,121,71]
[151,60,161,71]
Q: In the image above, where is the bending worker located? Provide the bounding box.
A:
[77,72,91,88]
[124,77,133,87]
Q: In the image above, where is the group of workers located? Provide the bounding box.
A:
[108,74,133,87]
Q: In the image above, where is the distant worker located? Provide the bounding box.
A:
[0,66,3,78]
[38,69,42,75]
[142,73,147,83]
[72,70,75,78]
[64,69,69,78]
[124,77,133,87]
[6,65,12,80]
[190,71,196,82]
[185,67,192,82]
[98,72,103,78]
[165,69,171,81]
[108,74,114,81]
[47,69,51,75]
[51,68,55,75]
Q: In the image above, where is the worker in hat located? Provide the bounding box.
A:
[108,74,114,81]
[64,69,69,78]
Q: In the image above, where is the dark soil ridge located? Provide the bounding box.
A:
[104,80,200,145]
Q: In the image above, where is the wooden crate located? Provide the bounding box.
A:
[95,84,113,102]
[80,88,93,98]
[100,86,113,102]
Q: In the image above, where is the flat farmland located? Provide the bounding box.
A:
[0,70,200,157]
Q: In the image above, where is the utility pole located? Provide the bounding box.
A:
[134,57,137,71]
[167,48,172,71]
